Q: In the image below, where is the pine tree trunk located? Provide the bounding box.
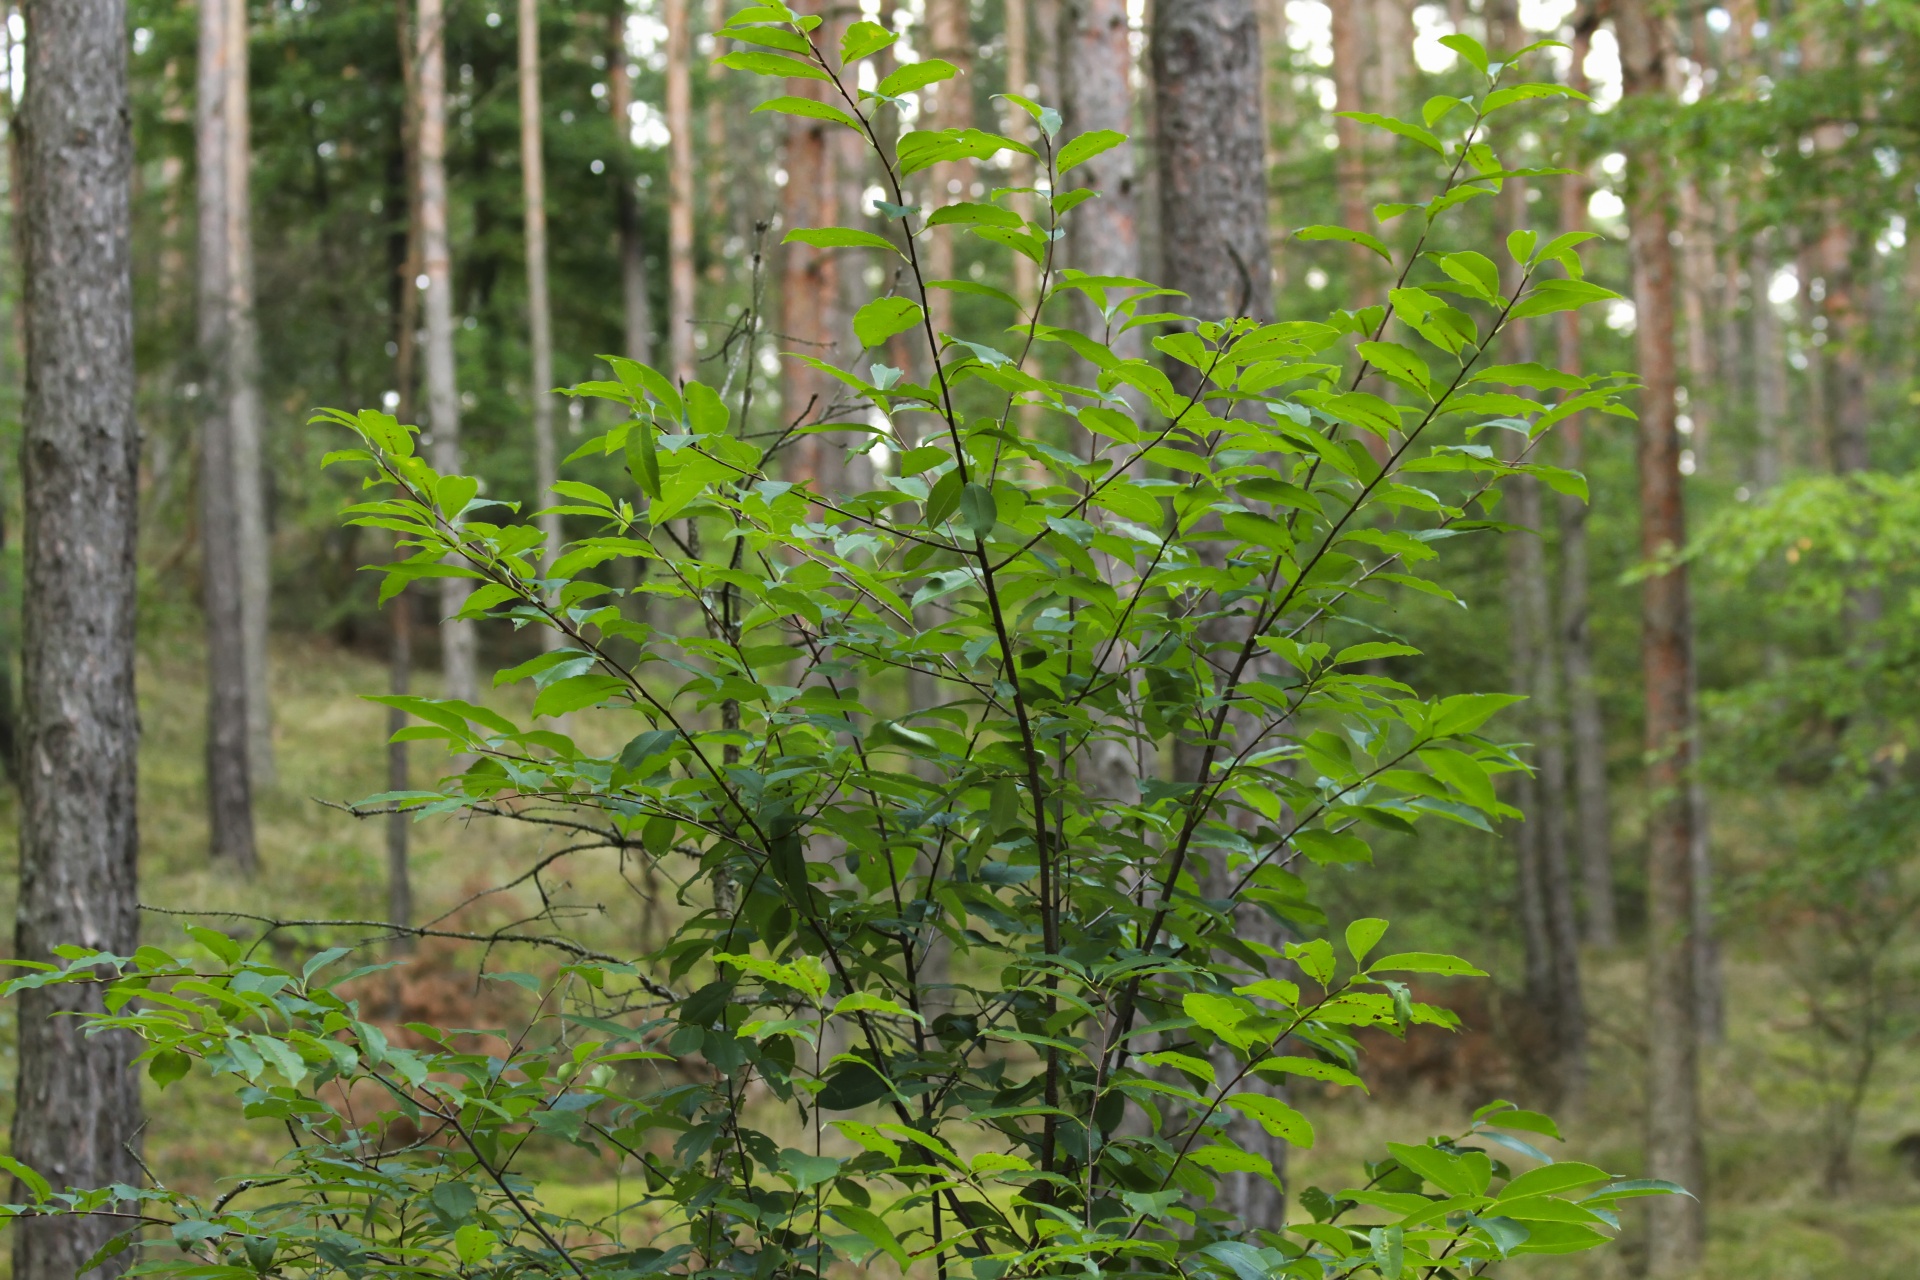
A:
[1005,0,1037,308]
[225,0,273,784]
[1676,176,1715,470]
[665,0,697,384]
[609,7,654,364]
[11,0,147,1271]
[923,0,974,337]
[1152,0,1272,323]
[1061,0,1141,349]
[1555,29,1618,948]
[519,0,562,654]
[1256,0,1289,291]
[1750,230,1785,489]
[1328,0,1373,297]
[197,0,256,872]
[389,0,421,949]
[1617,2,1707,1270]
[779,3,845,470]
[417,0,476,700]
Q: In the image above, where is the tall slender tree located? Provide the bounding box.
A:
[1328,0,1374,298]
[922,0,974,336]
[417,0,476,700]
[779,0,850,465]
[388,0,423,939]
[1556,17,1617,949]
[1152,0,1281,1230]
[197,0,257,871]
[11,0,147,1273]
[1061,0,1141,310]
[666,0,697,385]
[1004,0,1036,307]
[1617,0,1707,1269]
[519,0,562,653]
[226,0,272,784]
[609,6,654,364]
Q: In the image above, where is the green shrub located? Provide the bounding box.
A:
[2,14,1677,1278]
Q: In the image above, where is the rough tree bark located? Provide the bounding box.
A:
[1617,1,1708,1270]
[609,6,654,364]
[417,0,476,700]
[11,0,148,1272]
[225,0,273,785]
[519,0,562,654]
[666,0,697,384]
[1152,0,1283,1230]
[197,0,257,871]
[1152,0,1272,323]
[1555,20,1617,948]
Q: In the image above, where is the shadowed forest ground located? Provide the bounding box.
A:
[0,630,1915,1278]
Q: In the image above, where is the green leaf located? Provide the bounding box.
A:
[1294,224,1392,261]
[1388,1141,1489,1196]
[1056,128,1126,172]
[874,59,955,98]
[925,201,1023,229]
[626,420,661,498]
[840,19,896,64]
[1368,952,1488,977]
[1292,829,1372,865]
[828,1202,910,1268]
[533,673,627,718]
[779,1148,844,1191]
[1224,1093,1314,1146]
[453,1224,498,1266]
[1345,917,1390,964]
[1499,1163,1611,1201]
[1357,340,1433,399]
[1483,83,1588,113]
[853,296,924,348]
[959,483,997,537]
[784,226,902,256]
[1441,33,1489,73]
[1333,641,1421,665]
[1423,94,1467,126]
[0,1155,52,1203]
[1336,110,1443,155]
[1434,250,1502,302]
[717,50,829,81]
[752,95,862,129]
[1250,1055,1366,1089]
[1183,992,1254,1049]
[685,380,730,435]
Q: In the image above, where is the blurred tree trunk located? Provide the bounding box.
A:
[1676,176,1716,470]
[705,0,731,283]
[1062,0,1141,342]
[11,0,147,1272]
[226,0,273,784]
[1152,0,1272,323]
[417,0,476,700]
[1005,0,1036,308]
[609,7,654,364]
[1489,23,1584,1100]
[779,0,852,478]
[388,582,414,948]
[1617,2,1707,1271]
[519,0,562,654]
[197,0,257,871]
[923,0,974,337]
[1328,0,1374,299]
[666,0,696,384]
[1256,0,1288,292]
[1750,230,1786,488]
[1153,0,1282,1230]
[389,0,421,951]
[1556,20,1617,949]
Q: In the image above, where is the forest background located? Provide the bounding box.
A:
[0,0,1916,1276]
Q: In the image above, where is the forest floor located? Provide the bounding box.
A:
[0,629,1917,1277]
